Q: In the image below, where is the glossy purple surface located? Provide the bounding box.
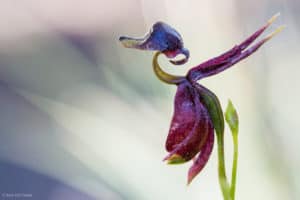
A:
[164,82,211,162]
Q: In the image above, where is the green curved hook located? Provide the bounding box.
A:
[152,52,186,85]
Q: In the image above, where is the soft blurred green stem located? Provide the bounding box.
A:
[225,100,239,200]
[230,130,238,200]
[216,133,231,200]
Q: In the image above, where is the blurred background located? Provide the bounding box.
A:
[0,0,299,199]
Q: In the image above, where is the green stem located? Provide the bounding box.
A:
[230,132,238,200]
[216,133,231,200]
[152,52,185,85]
[225,100,239,200]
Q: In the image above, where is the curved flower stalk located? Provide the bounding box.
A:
[119,13,283,200]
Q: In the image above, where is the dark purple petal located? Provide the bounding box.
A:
[187,126,214,184]
[165,81,196,153]
[164,83,211,163]
[187,14,282,81]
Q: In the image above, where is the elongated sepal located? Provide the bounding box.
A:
[187,126,214,185]
[187,13,284,82]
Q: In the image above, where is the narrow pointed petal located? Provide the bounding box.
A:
[202,25,285,76]
[187,13,283,81]
[187,127,214,185]
[164,84,211,162]
[237,13,280,51]
[227,25,285,63]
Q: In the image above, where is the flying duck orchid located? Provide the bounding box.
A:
[119,13,283,200]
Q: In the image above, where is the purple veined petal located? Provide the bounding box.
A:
[164,83,211,163]
[187,125,214,185]
[119,21,189,65]
[187,13,283,82]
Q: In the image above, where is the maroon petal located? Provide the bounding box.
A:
[187,125,214,184]
[165,81,196,152]
[187,13,282,81]
[164,83,211,163]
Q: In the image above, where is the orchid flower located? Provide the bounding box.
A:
[119,14,283,200]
